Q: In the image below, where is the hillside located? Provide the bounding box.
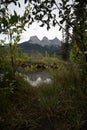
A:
[19,36,61,54]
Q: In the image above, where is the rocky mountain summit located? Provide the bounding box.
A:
[28,36,61,46]
[29,36,40,44]
[19,36,61,54]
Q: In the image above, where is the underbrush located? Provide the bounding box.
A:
[37,64,87,130]
[0,63,87,130]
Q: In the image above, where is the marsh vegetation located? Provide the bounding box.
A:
[0,0,87,129]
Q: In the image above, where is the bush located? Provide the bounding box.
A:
[37,63,87,130]
[0,63,87,130]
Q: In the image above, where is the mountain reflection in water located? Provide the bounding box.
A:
[26,71,52,86]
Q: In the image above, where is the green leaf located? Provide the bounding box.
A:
[10,11,19,24]
[24,0,27,4]
[60,20,64,24]
[47,24,50,30]
[40,23,44,27]
[12,0,17,5]
[59,26,62,31]
[59,10,62,15]
[18,2,21,7]
[2,18,8,26]
[53,20,56,26]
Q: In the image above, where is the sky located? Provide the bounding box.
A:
[1,0,62,43]
[20,22,62,42]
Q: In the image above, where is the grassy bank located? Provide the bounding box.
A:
[0,63,87,130]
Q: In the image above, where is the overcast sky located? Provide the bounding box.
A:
[20,22,62,42]
[1,1,62,43]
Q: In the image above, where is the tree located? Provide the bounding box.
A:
[61,41,70,60]
[0,0,30,79]
[0,0,87,63]
[72,0,87,62]
[60,22,70,60]
[24,0,87,62]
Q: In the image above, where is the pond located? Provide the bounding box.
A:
[25,71,52,87]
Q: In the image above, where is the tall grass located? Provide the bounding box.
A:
[0,63,87,130]
[37,63,87,130]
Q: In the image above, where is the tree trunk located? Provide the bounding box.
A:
[9,43,15,80]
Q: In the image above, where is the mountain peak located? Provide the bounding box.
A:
[41,36,50,46]
[42,36,48,40]
[50,37,61,46]
[29,36,40,44]
[28,36,61,46]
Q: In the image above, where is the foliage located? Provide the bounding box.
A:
[24,0,87,62]
[0,63,87,130]
[0,1,87,129]
[34,63,87,130]
[72,0,87,62]
[70,42,86,64]
[0,0,87,63]
[60,41,70,60]
[0,0,31,79]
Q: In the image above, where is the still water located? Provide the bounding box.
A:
[26,71,52,86]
